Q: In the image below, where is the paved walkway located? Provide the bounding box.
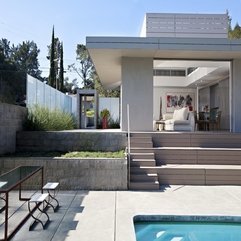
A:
[1,186,241,241]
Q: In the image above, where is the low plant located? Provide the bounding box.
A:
[86,109,94,117]
[24,105,76,131]
[62,150,125,158]
[109,117,120,129]
[100,108,110,118]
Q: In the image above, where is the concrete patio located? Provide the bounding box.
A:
[2,185,241,241]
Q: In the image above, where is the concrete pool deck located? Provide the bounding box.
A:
[3,185,241,240]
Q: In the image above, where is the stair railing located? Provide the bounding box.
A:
[127,104,131,189]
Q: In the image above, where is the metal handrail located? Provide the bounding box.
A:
[127,104,131,189]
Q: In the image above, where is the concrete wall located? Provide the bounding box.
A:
[0,103,27,154]
[17,131,126,152]
[0,157,127,190]
[232,59,241,132]
[121,57,153,131]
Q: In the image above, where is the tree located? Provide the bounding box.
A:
[48,27,65,91]
[48,26,57,87]
[0,39,26,104]
[68,44,94,89]
[62,77,78,94]
[227,11,241,39]
[229,23,241,39]
[0,38,12,61]
[59,42,64,92]
[69,44,120,97]
[94,73,120,97]
[11,41,41,79]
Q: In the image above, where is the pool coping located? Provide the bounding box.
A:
[134,214,241,223]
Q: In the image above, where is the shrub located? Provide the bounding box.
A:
[100,108,110,118]
[109,117,120,128]
[24,105,76,131]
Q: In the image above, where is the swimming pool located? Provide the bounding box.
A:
[134,215,241,241]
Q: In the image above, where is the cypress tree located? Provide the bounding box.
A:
[59,42,64,92]
[49,26,56,87]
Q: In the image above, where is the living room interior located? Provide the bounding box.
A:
[153,59,230,131]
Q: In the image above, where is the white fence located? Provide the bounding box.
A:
[26,75,120,122]
[99,97,119,121]
[26,75,75,115]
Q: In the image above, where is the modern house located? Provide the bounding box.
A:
[86,13,241,132]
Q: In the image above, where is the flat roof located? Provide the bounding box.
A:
[86,37,241,88]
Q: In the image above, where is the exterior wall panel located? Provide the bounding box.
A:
[121,58,153,131]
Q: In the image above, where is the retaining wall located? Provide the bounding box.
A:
[0,103,27,154]
[16,131,127,152]
[0,157,127,190]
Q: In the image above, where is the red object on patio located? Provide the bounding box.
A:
[102,117,108,129]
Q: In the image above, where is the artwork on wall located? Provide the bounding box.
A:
[166,93,195,112]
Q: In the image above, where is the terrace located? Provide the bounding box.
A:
[2,186,241,241]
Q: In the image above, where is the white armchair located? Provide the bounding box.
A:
[163,107,195,131]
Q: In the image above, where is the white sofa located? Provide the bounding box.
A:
[163,107,195,131]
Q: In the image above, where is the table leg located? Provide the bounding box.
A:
[41,167,44,193]
[4,192,9,241]
[0,194,6,213]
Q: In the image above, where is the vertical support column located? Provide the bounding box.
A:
[231,59,241,132]
[121,57,153,131]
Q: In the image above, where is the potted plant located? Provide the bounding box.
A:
[100,108,110,129]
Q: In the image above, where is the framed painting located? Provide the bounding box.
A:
[166,92,195,112]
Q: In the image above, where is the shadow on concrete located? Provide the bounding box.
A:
[0,190,89,241]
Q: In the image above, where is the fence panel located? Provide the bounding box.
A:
[26,75,74,114]
[99,97,119,121]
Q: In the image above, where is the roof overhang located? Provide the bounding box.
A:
[86,37,241,88]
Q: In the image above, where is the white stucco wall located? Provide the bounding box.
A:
[121,57,153,131]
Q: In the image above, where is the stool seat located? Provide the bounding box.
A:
[43,182,59,190]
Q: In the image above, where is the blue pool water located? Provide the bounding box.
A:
[135,221,241,241]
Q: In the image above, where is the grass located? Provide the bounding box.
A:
[2,150,125,158]
[62,150,125,158]
[24,105,76,131]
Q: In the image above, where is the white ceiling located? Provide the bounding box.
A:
[87,37,241,89]
[153,60,230,88]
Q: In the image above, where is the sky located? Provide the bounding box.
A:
[1,0,241,86]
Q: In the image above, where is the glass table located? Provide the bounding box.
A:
[0,166,43,241]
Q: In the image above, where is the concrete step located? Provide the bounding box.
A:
[130,137,152,143]
[131,159,156,167]
[129,181,160,190]
[152,132,241,148]
[130,148,154,153]
[129,147,241,165]
[154,147,241,165]
[131,166,156,174]
[130,173,158,182]
[130,133,153,138]
[131,153,155,159]
[130,142,153,148]
[130,164,241,185]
